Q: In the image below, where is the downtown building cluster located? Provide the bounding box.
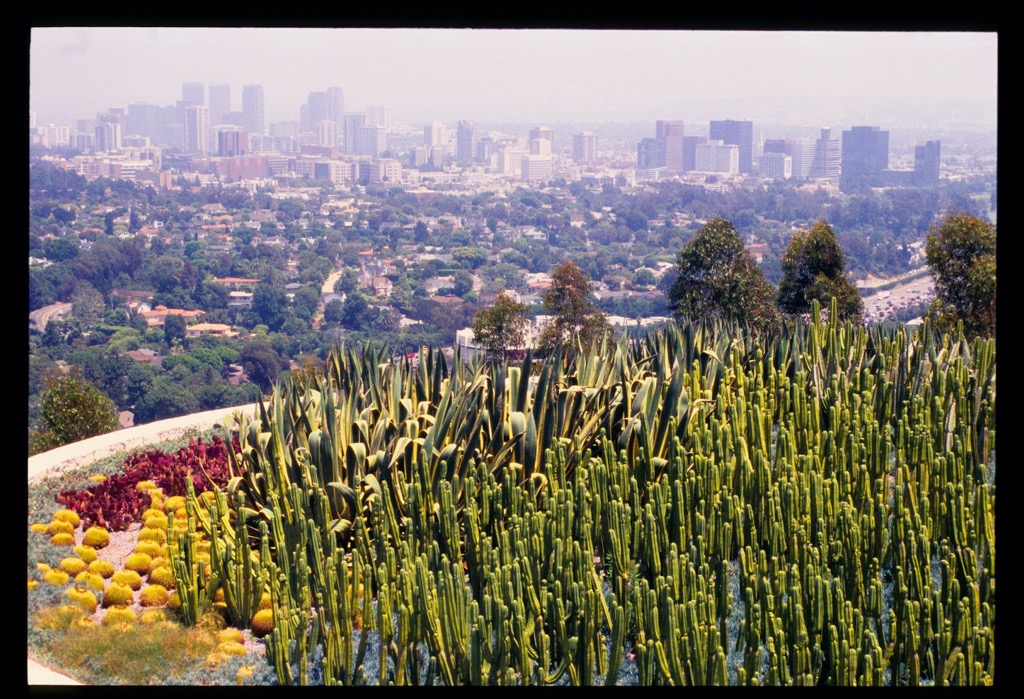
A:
[30,82,943,195]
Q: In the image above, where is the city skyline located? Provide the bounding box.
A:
[30,28,997,129]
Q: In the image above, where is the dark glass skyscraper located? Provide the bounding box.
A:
[840,126,889,192]
[709,119,753,174]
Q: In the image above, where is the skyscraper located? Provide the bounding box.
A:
[840,126,889,192]
[636,138,663,171]
[327,87,345,123]
[183,105,211,154]
[424,121,446,148]
[913,140,941,187]
[208,84,231,125]
[810,128,840,180]
[656,120,685,173]
[457,121,476,164]
[573,131,597,164]
[682,135,706,172]
[242,85,265,136]
[709,119,754,174]
[302,91,331,133]
[342,113,366,154]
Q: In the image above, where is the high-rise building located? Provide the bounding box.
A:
[327,87,345,123]
[242,85,265,136]
[789,139,817,180]
[682,135,706,172]
[342,113,366,154]
[810,128,840,179]
[656,120,685,173]
[354,124,386,157]
[694,140,739,174]
[457,121,477,164]
[840,126,889,192]
[529,126,554,149]
[217,127,247,158]
[316,120,339,148]
[913,140,941,187]
[636,138,664,171]
[573,131,597,164]
[183,105,211,154]
[759,152,792,179]
[521,154,553,184]
[530,137,552,156]
[208,84,231,125]
[424,121,446,147]
[302,91,331,133]
[709,120,753,174]
[182,82,205,106]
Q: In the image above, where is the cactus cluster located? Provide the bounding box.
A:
[73,304,991,686]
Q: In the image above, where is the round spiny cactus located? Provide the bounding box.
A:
[72,616,97,630]
[59,557,88,576]
[149,555,171,571]
[27,579,38,591]
[124,552,153,575]
[216,640,247,657]
[148,566,175,589]
[258,591,273,610]
[163,496,186,513]
[30,523,49,534]
[49,532,76,547]
[217,627,244,645]
[74,571,107,591]
[36,562,52,573]
[52,508,81,528]
[213,587,225,604]
[135,480,158,493]
[250,609,274,638]
[204,651,229,668]
[88,474,106,483]
[167,591,181,610]
[47,519,75,536]
[102,605,138,627]
[66,586,99,613]
[139,609,168,625]
[43,569,70,586]
[111,569,143,590]
[73,545,98,564]
[138,526,167,544]
[139,584,170,607]
[173,508,188,523]
[134,540,165,559]
[82,526,110,549]
[102,581,135,607]
[88,559,115,578]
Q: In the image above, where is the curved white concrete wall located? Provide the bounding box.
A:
[28,403,263,484]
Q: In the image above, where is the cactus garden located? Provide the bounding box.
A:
[28,302,995,686]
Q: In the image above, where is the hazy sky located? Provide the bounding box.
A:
[29,28,998,127]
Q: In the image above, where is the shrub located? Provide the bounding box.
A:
[55,437,237,532]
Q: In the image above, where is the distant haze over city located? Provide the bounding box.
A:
[30,28,997,137]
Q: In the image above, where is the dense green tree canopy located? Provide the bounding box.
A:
[470,293,530,364]
[924,212,996,339]
[538,261,612,354]
[30,372,119,454]
[667,217,779,332]
[777,220,863,322]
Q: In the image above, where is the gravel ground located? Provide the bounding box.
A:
[73,523,268,656]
